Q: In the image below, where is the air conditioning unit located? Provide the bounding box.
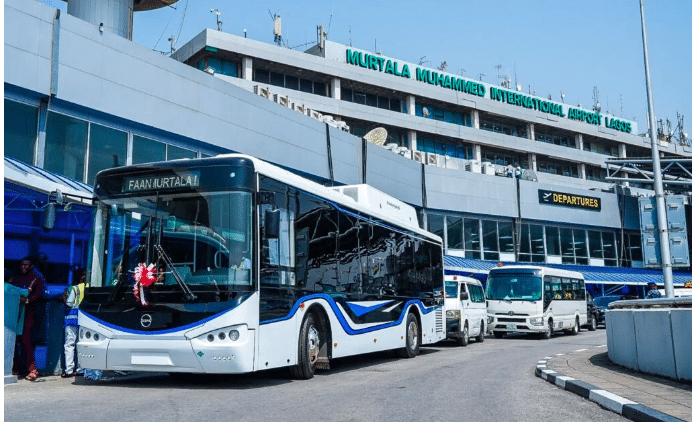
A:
[334,121,350,132]
[278,95,290,107]
[481,161,496,175]
[293,103,306,114]
[465,160,482,173]
[445,156,460,170]
[257,86,270,98]
[308,109,322,120]
[426,152,439,166]
[384,143,398,151]
[412,151,424,163]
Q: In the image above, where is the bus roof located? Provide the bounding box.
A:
[489,265,584,279]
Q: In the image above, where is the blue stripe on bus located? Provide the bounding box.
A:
[259,293,440,335]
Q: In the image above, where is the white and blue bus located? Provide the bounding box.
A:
[78,154,445,379]
[486,266,586,339]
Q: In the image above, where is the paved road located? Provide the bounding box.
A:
[5,330,624,421]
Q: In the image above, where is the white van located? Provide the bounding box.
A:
[444,275,488,346]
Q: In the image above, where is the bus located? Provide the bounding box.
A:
[77,154,445,379]
[485,266,586,339]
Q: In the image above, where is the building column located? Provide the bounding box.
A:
[576,133,584,150]
[527,123,535,140]
[406,95,415,116]
[473,144,482,161]
[242,57,253,81]
[35,98,49,168]
[579,163,586,179]
[408,130,417,151]
[331,77,341,100]
[529,153,537,171]
[618,143,629,186]
[471,109,480,129]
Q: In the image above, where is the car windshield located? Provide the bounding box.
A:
[486,274,542,301]
[89,190,253,293]
[445,281,458,298]
[594,296,622,307]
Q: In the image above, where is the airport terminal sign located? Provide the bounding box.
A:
[538,189,601,211]
[344,48,634,133]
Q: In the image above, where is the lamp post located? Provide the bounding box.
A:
[639,0,674,297]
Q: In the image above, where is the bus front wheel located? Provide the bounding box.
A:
[541,319,553,340]
[458,322,469,347]
[290,313,322,380]
[397,313,420,358]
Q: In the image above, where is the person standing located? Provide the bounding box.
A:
[11,257,47,381]
[62,268,86,377]
[645,281,662,299]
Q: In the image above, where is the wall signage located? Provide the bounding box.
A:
[123,171,201,192]
[344,48,634,133]
[538,189,601,211]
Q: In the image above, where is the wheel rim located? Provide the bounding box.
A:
[463,325,469,343]
[307,325,320,365]
[407,319,418,349]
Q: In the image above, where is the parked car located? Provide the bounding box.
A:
[583,292,598,331]
[593,295,637,326]
[444,275,487,346]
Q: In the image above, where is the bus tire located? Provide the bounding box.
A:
[458,322,469,347]
[588,314,597,331]
[290,312,321,380]
[476,322,485,343]
[541,319,553,340]
[493,331,504,339]
[397,313,420,358]
[570,316,580,335]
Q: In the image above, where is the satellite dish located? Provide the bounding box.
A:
[520,169,538,182]
[422,107,430,117]
[363,127,388,146]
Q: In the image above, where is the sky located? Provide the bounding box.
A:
[39,0,691,139]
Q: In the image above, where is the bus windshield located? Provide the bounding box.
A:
[486,274,542,301]
[444,281,458,298]
[90,190,253,294]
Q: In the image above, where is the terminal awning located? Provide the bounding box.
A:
[4,156,93,202]
[444,256,692,286]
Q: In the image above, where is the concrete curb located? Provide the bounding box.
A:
[535,360,686,422]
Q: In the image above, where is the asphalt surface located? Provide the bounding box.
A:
[5,330,625,421]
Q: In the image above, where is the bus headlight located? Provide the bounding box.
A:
[530,317,544,326]
[229,330,240,341]
[487,316,494,324]
[446,310,460,319]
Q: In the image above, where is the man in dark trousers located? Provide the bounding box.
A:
[11,257,46,381]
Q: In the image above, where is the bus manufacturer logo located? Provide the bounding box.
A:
[140,314,153,328]
[508,311,515,316]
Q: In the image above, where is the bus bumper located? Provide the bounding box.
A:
[488,316,548,334]
[77,325,255,374]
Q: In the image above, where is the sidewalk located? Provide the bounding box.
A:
[535,346,692,422]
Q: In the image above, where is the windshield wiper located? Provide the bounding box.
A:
[155,244,197,302]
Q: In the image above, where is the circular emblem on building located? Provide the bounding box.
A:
[141,314,153,328]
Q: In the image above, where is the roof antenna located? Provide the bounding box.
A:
[269,10,282,46]
[210,8,222,32]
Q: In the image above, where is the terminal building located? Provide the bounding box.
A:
[5,0,692,299]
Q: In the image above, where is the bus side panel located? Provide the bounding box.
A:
[257,312,300,371]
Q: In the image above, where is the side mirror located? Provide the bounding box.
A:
[460,291,469,301]
[264,209,280,239]
[42,202,56,231]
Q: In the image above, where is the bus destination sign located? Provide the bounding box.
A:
[123,171,201,192]
[538,189,601,211]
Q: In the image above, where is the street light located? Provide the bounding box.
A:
[639,0,674,297]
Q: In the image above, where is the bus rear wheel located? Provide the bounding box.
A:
[290,313,322,380]
[476,322,485,343]
[397,313,420,358]
[588,314,597,331]
[570,317,580,335]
